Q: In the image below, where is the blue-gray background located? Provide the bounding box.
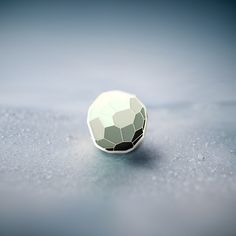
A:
[0,1,236,236]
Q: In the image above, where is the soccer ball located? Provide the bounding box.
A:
[87,90,147,153]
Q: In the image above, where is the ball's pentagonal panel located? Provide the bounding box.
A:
[121,124,135,142]
[104,126,122,144]
[130,97,142,113]
[87,90,147,153]
[89,118,105,140]
[96,139,115,149]
[134,112,144,130]
[113,109,135,128]
[114,142,133,151]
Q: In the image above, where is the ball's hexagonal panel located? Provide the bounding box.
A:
[104,126,122,144]
[89,118,105,140]
[96,139,115,149]
[143,120,146,129]
[113,109,135,128]
[134,112,144,130]
[87,90,147,153]
[121,124,135,142]
[130,97,142,113]
[140,107,146,119]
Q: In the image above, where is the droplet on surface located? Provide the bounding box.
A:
[197,153,205,161]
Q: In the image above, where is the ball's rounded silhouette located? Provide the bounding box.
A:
[87,91,147,153]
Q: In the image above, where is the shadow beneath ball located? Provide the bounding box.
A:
[125,144,160,169]
[101,143,161,169]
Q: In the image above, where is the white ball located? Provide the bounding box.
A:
[87,91,147,153]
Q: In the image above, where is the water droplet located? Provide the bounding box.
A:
[222,174,227,179]
[197,153,205,161]
[211,168,216,173]
[46,174,52,180]
[152,176,157,181]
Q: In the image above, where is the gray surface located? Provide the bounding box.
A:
[0,103,236,236]
[0,2,236,236]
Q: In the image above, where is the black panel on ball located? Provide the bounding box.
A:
[132,134,143,146]
[132,128,143,142]
[114,142,133,151]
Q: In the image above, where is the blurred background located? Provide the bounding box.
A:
[0,0,235,108]
[0,1,236,236]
